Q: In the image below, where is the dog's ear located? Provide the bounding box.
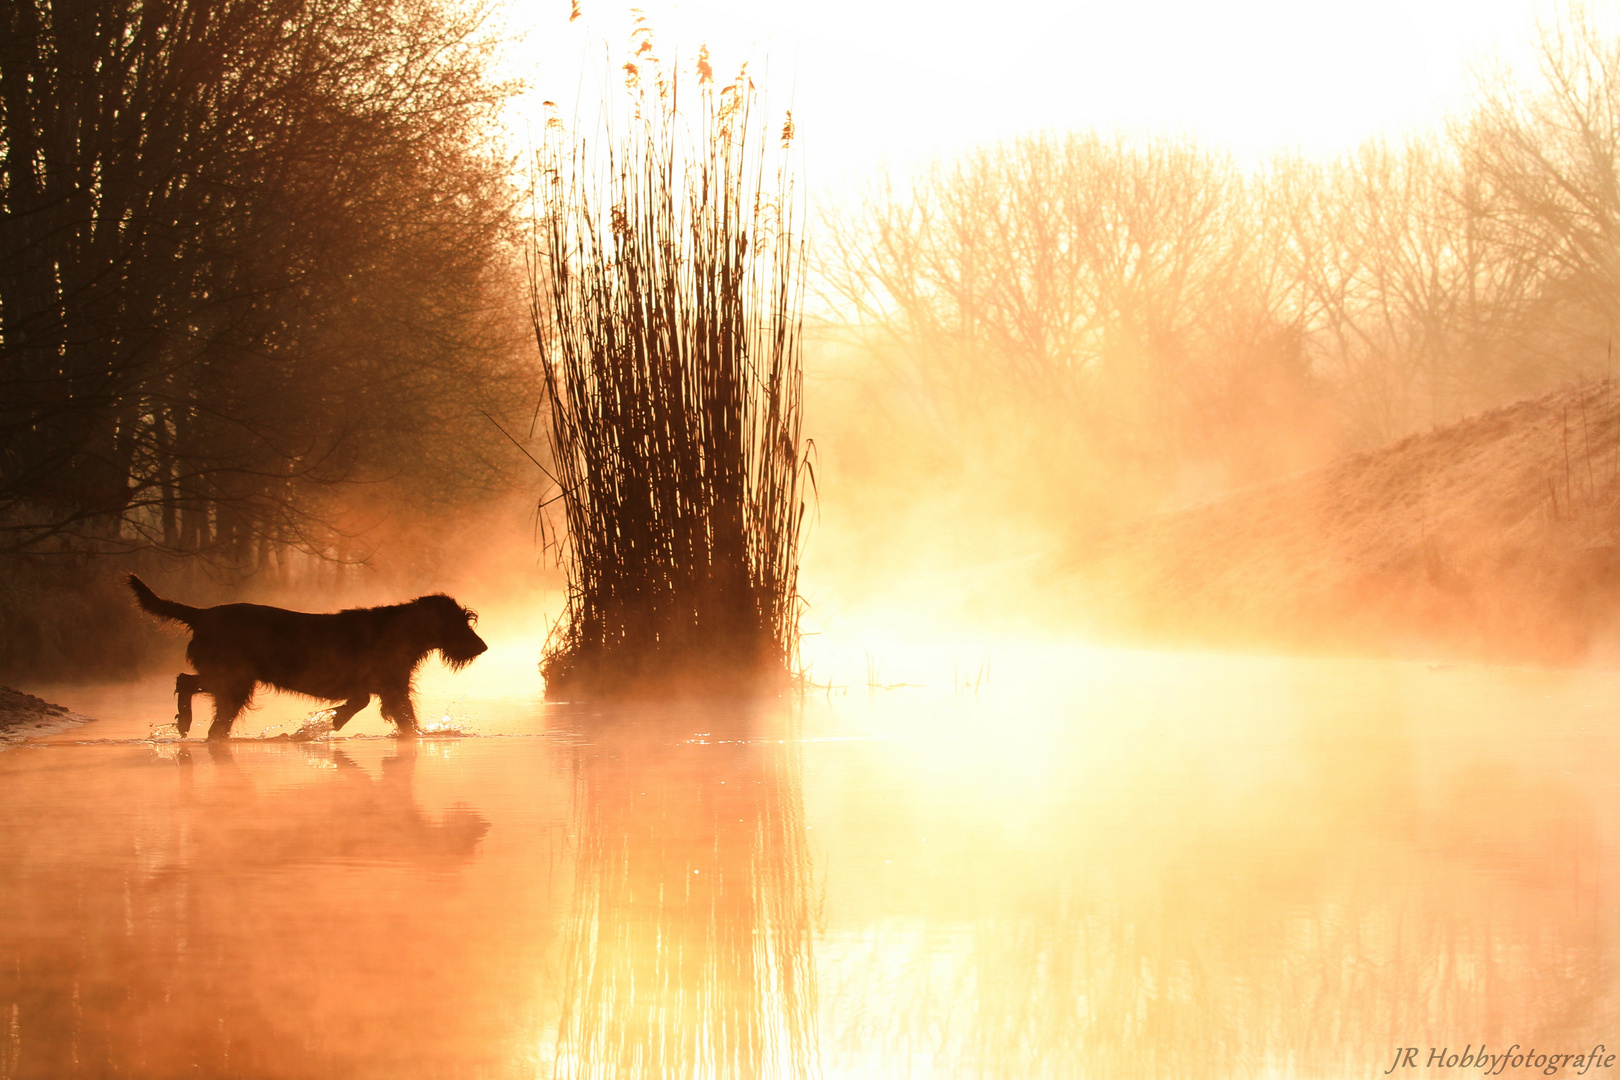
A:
[418,594,473,623]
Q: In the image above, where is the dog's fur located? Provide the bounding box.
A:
[127,575,487,739]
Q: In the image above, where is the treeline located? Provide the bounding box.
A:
[0,0,535,678]
[0,0,528,569]
[822,7,1620,531]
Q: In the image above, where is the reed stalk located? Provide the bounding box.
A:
[530,62,808,697]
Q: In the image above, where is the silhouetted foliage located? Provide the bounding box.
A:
[0,0,524,566]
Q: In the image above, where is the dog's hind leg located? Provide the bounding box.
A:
[329,695,370,731]
[175,673,201,736]
[206,680,255,741]
[378,685,418,737]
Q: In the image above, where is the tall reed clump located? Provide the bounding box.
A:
[530,57,809,697]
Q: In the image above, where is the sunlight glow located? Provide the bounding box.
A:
[501,0,1554,185]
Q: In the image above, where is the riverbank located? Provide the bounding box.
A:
[0,686,96,742]
[1065,379,1620,665]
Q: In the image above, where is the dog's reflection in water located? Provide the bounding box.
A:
[0,739,506,1079]
[176,740,490,867]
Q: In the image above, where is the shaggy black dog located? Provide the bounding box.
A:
[127,575,487,739]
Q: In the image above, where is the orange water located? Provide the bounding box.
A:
[3,646,1617,1078]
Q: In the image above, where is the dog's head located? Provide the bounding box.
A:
[414,594,488,670]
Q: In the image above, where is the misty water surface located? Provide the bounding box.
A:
[1,647,1616,1079]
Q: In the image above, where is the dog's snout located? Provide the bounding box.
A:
[451,628,488,662]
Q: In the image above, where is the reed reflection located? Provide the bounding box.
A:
[551,703,819,1080]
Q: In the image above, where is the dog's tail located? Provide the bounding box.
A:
[127,574,200,625]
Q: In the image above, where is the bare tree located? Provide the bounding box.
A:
[1287,138,1544,446]
[821,133,1323,519]
[1464,3,1620,379]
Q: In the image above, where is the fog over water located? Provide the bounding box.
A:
[8,0,1620,1076]
[6,650,1618,1078]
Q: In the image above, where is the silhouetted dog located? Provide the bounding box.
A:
[127,575,487,739]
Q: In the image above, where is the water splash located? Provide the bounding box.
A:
[145,722,183,742]
[418,713,472,738]
[255,711,337,742]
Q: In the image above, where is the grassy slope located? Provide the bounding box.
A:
[1067,379,1620,665]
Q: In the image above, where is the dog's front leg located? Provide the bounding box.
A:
[207,680,255,741]
[175,673,201,736]
[329,695,370,731]
[378,686,418,737]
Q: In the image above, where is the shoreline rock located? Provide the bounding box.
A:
[0,686,96,743]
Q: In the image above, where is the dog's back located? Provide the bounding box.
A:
[134,579,401,697]
[185,603,402,700]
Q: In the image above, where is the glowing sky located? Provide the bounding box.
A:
[503,0,1567,190]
